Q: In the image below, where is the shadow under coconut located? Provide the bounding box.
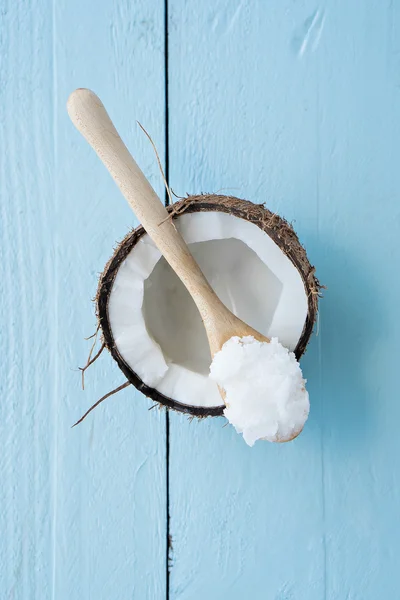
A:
[301,232,381,454]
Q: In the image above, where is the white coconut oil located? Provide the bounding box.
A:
[209,336,309,446]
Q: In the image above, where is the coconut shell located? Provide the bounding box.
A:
[96,194,321,417]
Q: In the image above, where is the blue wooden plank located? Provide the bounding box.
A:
[168,2,324,598]
[0,1,167,598]
[316,3,400,596]
[0,3,55,598]
[168,0,400,598]
[53,1,167,598]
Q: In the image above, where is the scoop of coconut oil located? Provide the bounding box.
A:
[209,336,309,446]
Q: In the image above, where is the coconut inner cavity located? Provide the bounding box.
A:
[108,211,308,409]
[143,238,282,375]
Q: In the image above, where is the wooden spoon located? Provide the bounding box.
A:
[67,89,269,367]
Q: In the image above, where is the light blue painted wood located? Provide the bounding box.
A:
[168,1,400,598]
[0,3,56,598]
[2,1,400,599]
[0,1,166,598]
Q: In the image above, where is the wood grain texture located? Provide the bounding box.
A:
[0,2,55,598]
[0,1,167,598]
[167,1,400,598]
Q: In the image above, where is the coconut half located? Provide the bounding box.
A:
[97,195,320,417]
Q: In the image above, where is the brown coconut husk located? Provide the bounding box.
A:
[91,194,321,419]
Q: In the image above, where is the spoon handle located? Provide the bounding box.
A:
[67,89,217,309]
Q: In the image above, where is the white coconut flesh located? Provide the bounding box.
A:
[108,211,308,409]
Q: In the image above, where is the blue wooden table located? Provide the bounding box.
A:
[1,1,400,598]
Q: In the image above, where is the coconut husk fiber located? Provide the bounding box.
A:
[92,194,321,418]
